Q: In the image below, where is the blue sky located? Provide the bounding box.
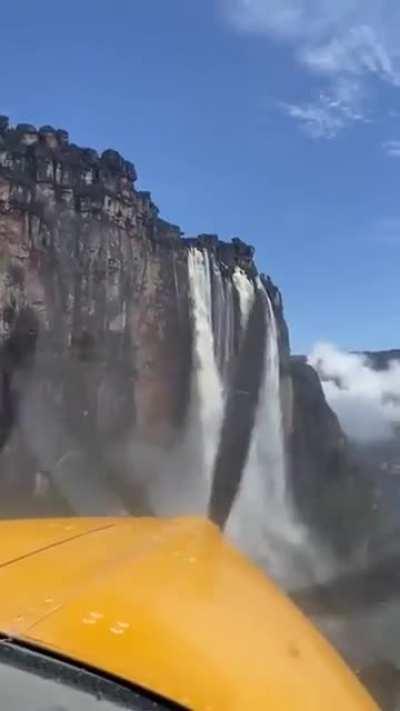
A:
[1,0,400,353]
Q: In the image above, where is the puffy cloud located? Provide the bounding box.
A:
[308,342,400,442]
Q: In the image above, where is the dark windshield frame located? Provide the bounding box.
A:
[0,637,188,710]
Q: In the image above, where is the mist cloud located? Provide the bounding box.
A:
[308,342,400,443]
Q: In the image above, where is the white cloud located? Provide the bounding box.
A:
[308,343,400,442]
[383,140,400,158]
[281,102,341,140]
[301,26,400,84]
[222,0,400,137]
[281,77,366,138]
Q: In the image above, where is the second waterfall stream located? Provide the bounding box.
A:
[226,278,307,586]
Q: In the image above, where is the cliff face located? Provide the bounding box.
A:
[0,116,350,548]
[289,357,376,555]
[0,117,284,515]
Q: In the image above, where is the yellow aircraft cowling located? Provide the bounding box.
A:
[0,517,378,710]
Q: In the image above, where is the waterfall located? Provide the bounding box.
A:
[139,248,240,518]
[262,287,287,504]
[211,256,227,376]
[232,267,255,333]
[187,248,224,496]
[226,279,308,587]
[211,257,235,383]
[139,247,225,517]
[222,279,235,382]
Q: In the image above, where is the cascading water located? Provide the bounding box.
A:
[141,248,225,517]
[262,287,287,504]
[211,257,235,382]
[232,267,255,333]
[140,249,243,518]
[222,279,235,383]
[226,278,308,587]
[187,248,224,498]
[146,255,327,586]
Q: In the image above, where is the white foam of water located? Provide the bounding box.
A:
[211,257,236,383]
[232,267,255,332]
[128,248,225,518]
[223,279,235,382]
[211,256,228,376]
[187,248,224,490]
[226,281,312,587]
